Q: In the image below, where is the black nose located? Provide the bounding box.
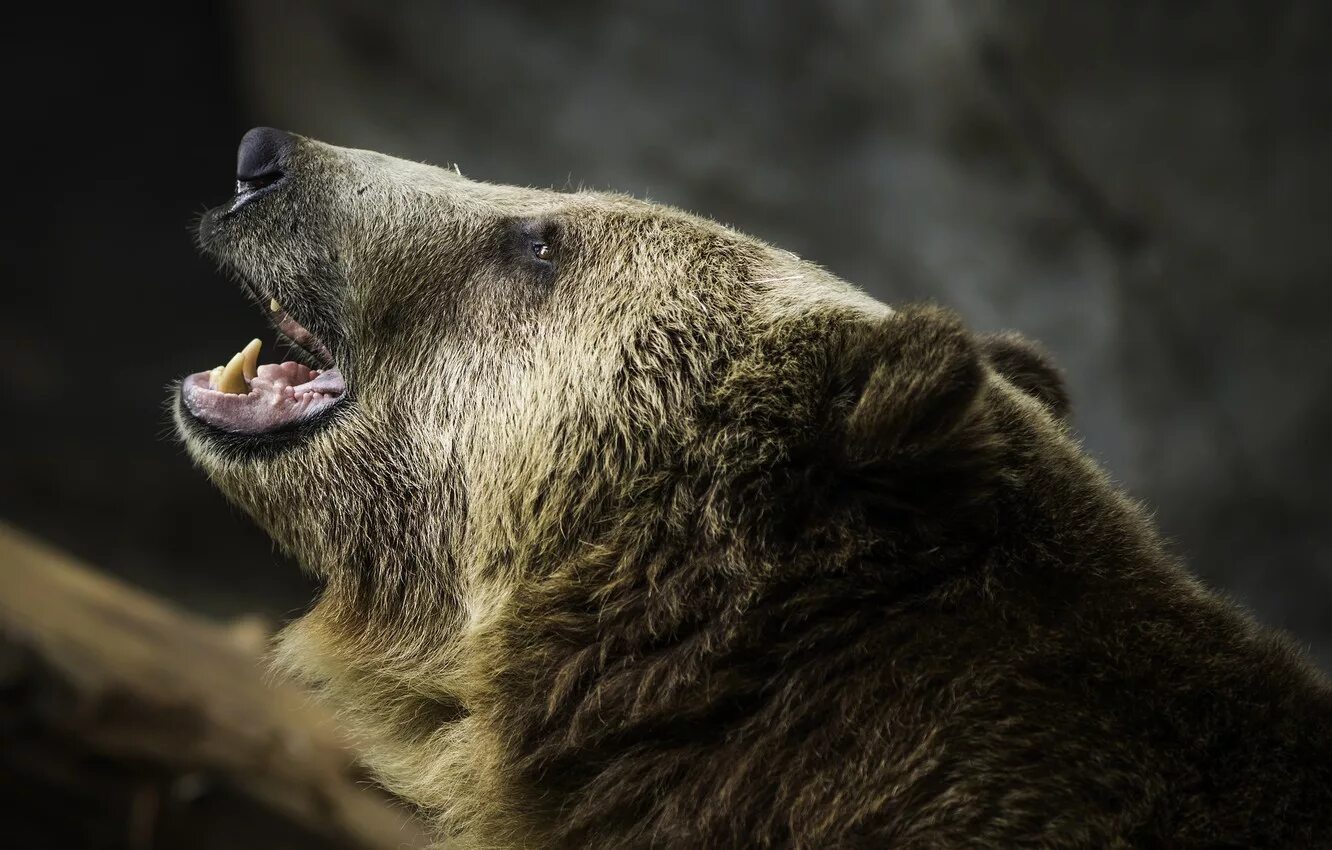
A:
[236,127,294,184]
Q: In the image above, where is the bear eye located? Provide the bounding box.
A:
[532,241,553,262]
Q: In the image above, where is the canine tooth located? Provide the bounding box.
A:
[269,298,281,313]
[240,338,261,381]
[216,349,249,394]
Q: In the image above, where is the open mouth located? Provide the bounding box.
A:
[180,299,347,435]
[180,128,349,440]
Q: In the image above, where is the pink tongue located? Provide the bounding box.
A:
[293,370,345,394]
[253,361,318,387]
[183,362,346,435]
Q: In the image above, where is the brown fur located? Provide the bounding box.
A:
[176,135,1332,848]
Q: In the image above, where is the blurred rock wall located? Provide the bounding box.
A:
[1,2,1326,669]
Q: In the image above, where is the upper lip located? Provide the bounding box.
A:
[226,172,288,217]
[270,300,336,370]
[232,279,337,371]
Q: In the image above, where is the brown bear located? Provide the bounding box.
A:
[175,128,1332,849]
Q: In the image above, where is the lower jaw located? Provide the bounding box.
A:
[177,365,351,457]
[176,391,349,458]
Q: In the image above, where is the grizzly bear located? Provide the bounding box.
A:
[175,128,1332,849]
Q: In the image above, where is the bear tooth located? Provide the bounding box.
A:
[216,349,250,394]
[208,366,224,389]
[269,298,281,313]
[240,338,261,381]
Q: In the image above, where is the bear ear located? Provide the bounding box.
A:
[978,332,1071,421]
[841,305,986,464]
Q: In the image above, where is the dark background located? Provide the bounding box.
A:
[3,1,1330,668]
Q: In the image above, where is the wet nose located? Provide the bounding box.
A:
[236,127,294,185]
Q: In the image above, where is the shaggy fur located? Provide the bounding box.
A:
[176,135,1332,849]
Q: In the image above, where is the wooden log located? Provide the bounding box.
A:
[0,521,433,850]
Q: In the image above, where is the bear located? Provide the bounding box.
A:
[175,128,1332,849]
